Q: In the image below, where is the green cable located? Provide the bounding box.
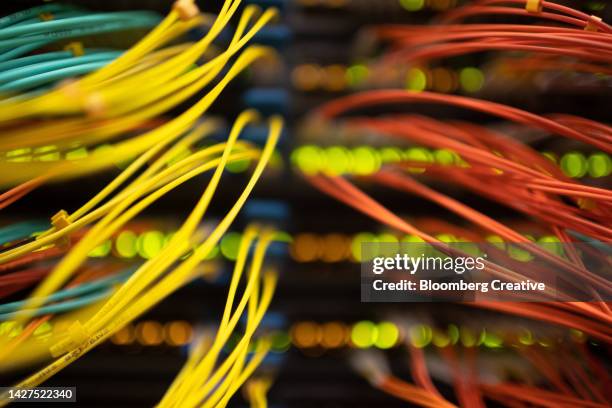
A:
[0,16,161,50]
[0,51,121,84]
[0,41,46,62]
[0,268,134,314]
[0,290,112,321]
[0,61,112,93]
[0,220,49,245]
[0,11,160,39]
[0,4,79,29]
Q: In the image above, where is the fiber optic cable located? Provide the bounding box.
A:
[0,267,134,315]
[0,113,282,388]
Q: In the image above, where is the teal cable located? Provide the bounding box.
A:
[0,267,135,314]
[0,220,49,246]
[0,61,112,92]
[0,289,112,320]
[0,48,114,72]
[0,42,46,63]
[0,4,79,29]
[0,16,161,50]
[0,51,121,84]
[0,11,161,40]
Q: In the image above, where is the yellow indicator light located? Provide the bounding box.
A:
[115,231,138,258]
[459,67,485,93]
[351,232,377,261]
[351,320,378,348]
[291,145,325,175]
[399,0,425,12]
[346,64,369,87]
[406,68,427,91]
[409,324,432,348]
[89,239,112,258]
[375,321,400,349]
[138,230,166,259]
[352,146,380,175]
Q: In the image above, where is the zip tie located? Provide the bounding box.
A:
[51,210,72,248]
[173,0,200,21]
[585,15,602,32]
[84,92,106,117]
[39,12,54,21]
[525,0,542,13]
[64,42,85,57]
[49,321,89,357]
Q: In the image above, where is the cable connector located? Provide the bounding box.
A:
[173,0,200,21]
[585,15,602,32]
[51,210,72,248]
[84,92,106,118]
[525,0,542,13]
[64,42,85,57]
[49,321,89,357]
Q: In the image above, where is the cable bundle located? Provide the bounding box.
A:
[298,1,612,406]
[159,227,279,408]
[0,1,285,405]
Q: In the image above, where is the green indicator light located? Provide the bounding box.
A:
[65,147,88,161]
[220,232,243,261]
[351,232,378,261]
[587,153,611,178]
[324,146,351,175]
[377,233,399,257]
[560,152,588,178]
[375,321,400,349]
[537,235,563,256]
[379,147,403,163]
[352,146,381,175]
[432,330,450,347]
[409,324,432,348]
[89,240,112,258]
[351,321,378,348]
[448,324,460,345]
[138,231,165,259]
[346,64,369,87]
[116,231,138,258]
[518,329,534,345]
[204,244,219,260]
[270,330,291,352]
[482,330,503,348]
[291,145,324,175]
[226,157,251,173]
[404,147,433,173]
[401,234,428,257]
[486,235,505,250]
[459,67,485,93]
[508,244,534,262]
[406,68,427,91]
[399,0,425,12]
[434,149,458,165]
[460,327,476,347]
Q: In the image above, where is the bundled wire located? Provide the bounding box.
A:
[0,0,279,199]
[158,227,279,408]
[0,3,161,62]
[0,2,285,403]
[299,1,611,406]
